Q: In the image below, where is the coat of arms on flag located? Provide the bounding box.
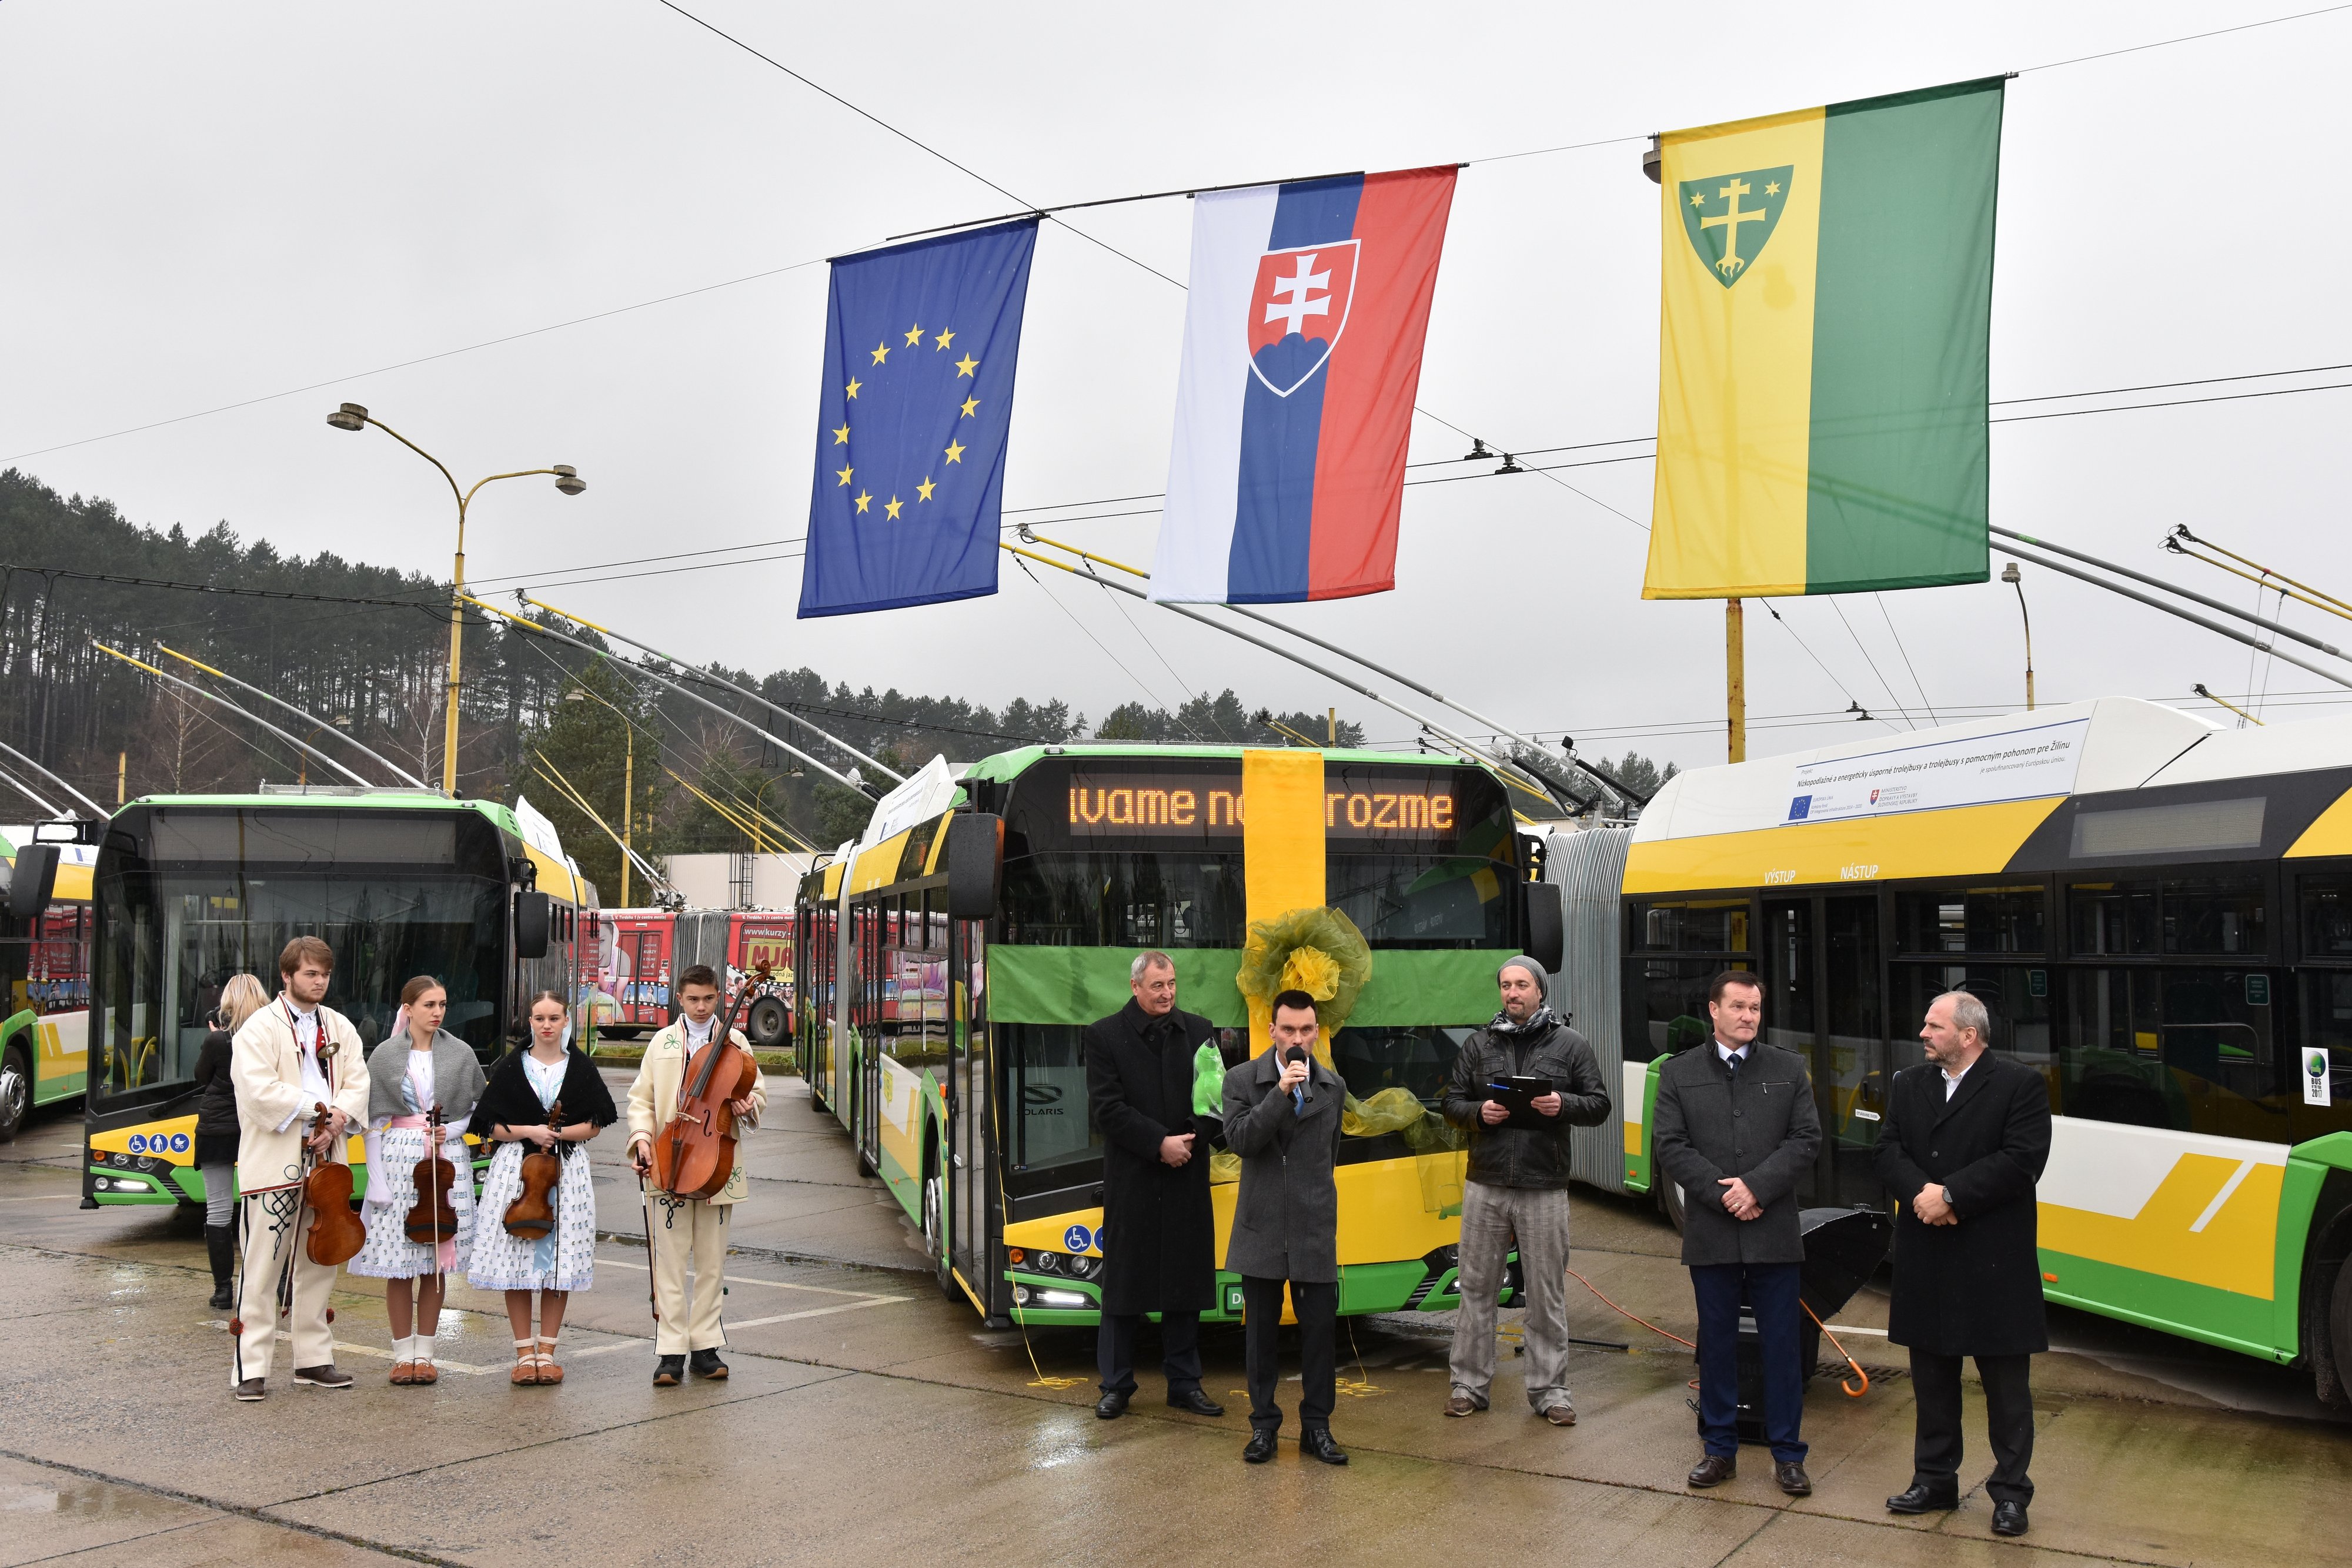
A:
[797,219,1039,618]
[1151,166,1457,606]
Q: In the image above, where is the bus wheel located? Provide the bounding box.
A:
[1659,1179,1687,1234]
[0,1045,28,1141]
[922,1167,958,1301]
[746,995,790,1049]
[2329,1256,2352,1413]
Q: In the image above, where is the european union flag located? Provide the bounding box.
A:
[798,220,1040,617]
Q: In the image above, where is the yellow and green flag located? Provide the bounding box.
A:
[1643,77,2004,599]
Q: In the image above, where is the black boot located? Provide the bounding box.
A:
[204,1225,235,1312]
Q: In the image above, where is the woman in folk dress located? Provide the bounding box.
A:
[469,991,615,1386]
[350,974,486,1386]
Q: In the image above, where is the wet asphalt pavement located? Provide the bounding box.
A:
[1,1070,2347,1566]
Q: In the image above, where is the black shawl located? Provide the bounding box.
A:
[477,1047,618,1136]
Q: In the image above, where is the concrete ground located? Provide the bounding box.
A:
[2,1072,2347,1567]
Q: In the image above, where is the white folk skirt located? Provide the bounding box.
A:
[349,1124,476,1279]
[466,1140,597,1293]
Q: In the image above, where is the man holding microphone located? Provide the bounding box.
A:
[1222,989,1348,1465]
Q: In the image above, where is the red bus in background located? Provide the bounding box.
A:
[582,909,795,1048]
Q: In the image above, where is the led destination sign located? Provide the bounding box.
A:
[1064,770,1458,840]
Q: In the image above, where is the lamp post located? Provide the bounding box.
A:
[326,403,584,793]
[563,686,634,908]
[2002,561,2036,712]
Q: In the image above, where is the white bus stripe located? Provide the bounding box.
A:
[2189,1158,2258,1235]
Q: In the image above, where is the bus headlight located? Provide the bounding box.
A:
[1034,1289,1088,1308]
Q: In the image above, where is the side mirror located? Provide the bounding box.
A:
[9,845,60,920]
[513,890,552,959]
[944,813,1004,921]
[1522,880,1564,975]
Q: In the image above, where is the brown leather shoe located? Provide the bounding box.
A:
[389,1362,416,1386]
[1688,1453,1737,1488]
[412,1362,439,1385]
[1776,1460,1812,1496]
[232,1378,266,1402]
[1543,1403,1578,1426]
[1444,1393,1482,1417]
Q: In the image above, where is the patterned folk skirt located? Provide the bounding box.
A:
[349,1124,477,1280]
[466,1139,598,1293]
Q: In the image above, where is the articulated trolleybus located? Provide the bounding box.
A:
[797,745,1564,1325]
[1612,697,2352,1406]
[78,789,592,1208]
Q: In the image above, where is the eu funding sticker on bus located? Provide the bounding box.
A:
[1783,716,2089,825]
[798,220,1040,618]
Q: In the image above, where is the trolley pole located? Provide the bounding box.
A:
[1726,599,1746,764]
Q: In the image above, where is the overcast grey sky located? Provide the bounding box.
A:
[4,1,2347,772]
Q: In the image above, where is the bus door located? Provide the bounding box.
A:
[1762,894,1886,1205]
[948,918,991,1305]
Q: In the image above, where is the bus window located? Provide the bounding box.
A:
[1000,852,1245,948]
[2064,967,2288,1138]
[1889,962,2054,1087]
[2293,972,2352,1141]
[2161,878,2266,955]
[1893,887,2044,954]
[1328,849,1510,947]
[1631,957,1740,1059]
[1631,899,1750,952]
[1331,1025,1470,1107]
[2300,875,2352,957]
[1001,1022,1099,1182]
[2070,881,2157,956]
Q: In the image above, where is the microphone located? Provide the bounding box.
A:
[1285,1044,1314,1107]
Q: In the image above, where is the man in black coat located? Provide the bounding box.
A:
[1083,950,1224,1420]
[1875,989,2053,1540]
[1651,969,1822,1497]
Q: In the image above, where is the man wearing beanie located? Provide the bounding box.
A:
[1439,957,1610,1425]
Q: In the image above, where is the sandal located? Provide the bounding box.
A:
[390,1361,416,1386]
[534,1335,564,1385]
[511,1340,539,1386]
[413,1360,439,1385]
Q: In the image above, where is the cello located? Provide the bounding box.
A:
[404,1104,460,1255]
[651,976,761,1199]
[503,1100,564,1241]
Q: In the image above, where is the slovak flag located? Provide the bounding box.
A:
[1151,166,1458,604]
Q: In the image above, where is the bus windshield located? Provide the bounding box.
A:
[90,807,510,1105]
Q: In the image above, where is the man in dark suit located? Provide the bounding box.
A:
[1221,990,1348,1466]
[1875,990,2053,1539]
[1083,950,1224,1421]
[1651,969,1822,1496]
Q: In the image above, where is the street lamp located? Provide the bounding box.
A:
[2002,561,2036,712]
[563,685,634,908]
[326,403,584,792]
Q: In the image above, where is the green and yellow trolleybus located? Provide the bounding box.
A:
[78,790,593,1208]
[796,745,1565,1325]
[1611,697,2352,1405]
[0,828,97,1142]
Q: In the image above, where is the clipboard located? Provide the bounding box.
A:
[1483,1075,1555,1131]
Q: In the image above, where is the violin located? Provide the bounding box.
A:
[503,1099,564,1241]
[403,1104,460,1252]
[302,1102,366,1268]
[652,982,760,1200]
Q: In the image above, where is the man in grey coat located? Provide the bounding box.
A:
[1438,956,1611,1425]
[1221,989,1348,1466]
[1651,968,1822,1496]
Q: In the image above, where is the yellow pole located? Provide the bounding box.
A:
[442,500,468,794]
[116,752,125,805]
[1327,707,1337,746]
[621,728,633,909]
[1726,599,1746,764]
